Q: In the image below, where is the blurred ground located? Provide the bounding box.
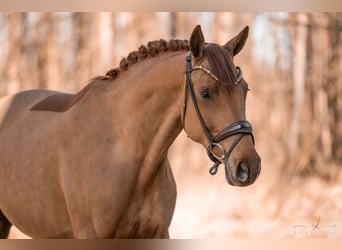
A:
[168,133,342,238]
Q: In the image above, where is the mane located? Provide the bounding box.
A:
[93,39,237,90]
[204,43,237,88]
[93,39,190,81]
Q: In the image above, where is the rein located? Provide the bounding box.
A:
[182,54,254,175]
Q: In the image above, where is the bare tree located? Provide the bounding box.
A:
[73,13,94,89]
[285,13,342,178]
[5,13,22,95]
[326,13,342,165]
[34,13,60,90]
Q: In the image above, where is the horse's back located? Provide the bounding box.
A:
[0,89,60,114]
[0,90,64,153]
[0,89,73,238]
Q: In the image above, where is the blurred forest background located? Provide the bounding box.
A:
[1,12,341,238]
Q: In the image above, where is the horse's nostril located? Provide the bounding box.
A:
[236,162,249,182]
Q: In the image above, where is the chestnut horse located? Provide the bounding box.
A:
[0,25,261,238]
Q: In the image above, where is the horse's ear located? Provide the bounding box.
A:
[223,26,249,56]
[190,25,205,60]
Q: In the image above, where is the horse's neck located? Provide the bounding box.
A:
[86,52,186,179]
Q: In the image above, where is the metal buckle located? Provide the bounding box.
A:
[208,143,226,161]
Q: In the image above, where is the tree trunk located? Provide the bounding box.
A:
[35,13,60,90]
[73,13,93,89]
[93,13,115,75]
[326,13,342,164]
[6,13,22,95]
[289,13,308,161]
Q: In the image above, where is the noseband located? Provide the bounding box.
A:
[182,54,254,175]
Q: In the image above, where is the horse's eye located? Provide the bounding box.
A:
[200,89,212,100]
[235,66,242,84]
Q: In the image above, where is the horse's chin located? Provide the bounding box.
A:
[224,168,237,186]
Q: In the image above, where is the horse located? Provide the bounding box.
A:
[0,25,261,239]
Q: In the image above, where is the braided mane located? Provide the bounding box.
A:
[97,39,190,81]
[93,38,238,90]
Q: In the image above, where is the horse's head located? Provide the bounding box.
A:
[181,25,261,186]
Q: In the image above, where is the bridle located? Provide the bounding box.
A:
[182,54,255,175]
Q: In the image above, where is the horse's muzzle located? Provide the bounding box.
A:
[224,155,261,186]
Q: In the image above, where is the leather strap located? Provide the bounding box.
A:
[213,120,254,144]
[184,54,214,144]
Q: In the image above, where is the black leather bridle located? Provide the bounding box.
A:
[182,54,255,175]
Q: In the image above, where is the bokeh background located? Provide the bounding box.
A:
[0,12,341,238]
